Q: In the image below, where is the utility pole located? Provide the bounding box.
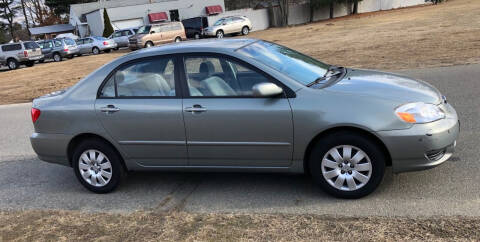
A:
[20,0,30,37]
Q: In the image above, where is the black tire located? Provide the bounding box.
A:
[25,61,35,67]
[194,33,201,39]
[114,47,119,51]
[104,49,111,53]
[92,47,100,55]
[145,41,154,48]
[216,30,224,38]
[241,26,249,35]
[7,58,18,70]
[53,53,62,62]
[308,131,386,199]
[174,36,182,42]
[39,59,45,63]
[76,54,82,57]
[72,139,125,193]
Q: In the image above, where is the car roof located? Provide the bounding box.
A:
[132,38,258,56]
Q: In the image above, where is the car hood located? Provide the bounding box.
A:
[324,69,442,104]
[131,34,146,40]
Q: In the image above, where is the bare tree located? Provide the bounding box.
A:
[0,0,20,39]
[278,0,288,27]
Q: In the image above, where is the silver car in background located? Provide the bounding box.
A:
[0,41,43,70]
[30,39,459,198]
[76,36,117,55]
[109,28,138,49]
[204,16,252,38]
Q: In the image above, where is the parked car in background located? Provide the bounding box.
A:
[76,36,117,55]
[37,38,79,62]
[109,28,138,49]
[129,22,186,50]
[0,41,43,70]
[204,16,252,38]
[30,39,459,198]
[182,17,209,39]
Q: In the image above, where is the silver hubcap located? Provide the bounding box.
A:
[175,38,181,42]
[54,55,60,61]
[243,28,248,34]
[217,32,223,38]
[321,145,372,191]
[8,61,15,69]
[147,43,152,47]
[78,149,112,187]
[93,48,99,54]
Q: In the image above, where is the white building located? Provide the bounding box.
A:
[70,0,225,37]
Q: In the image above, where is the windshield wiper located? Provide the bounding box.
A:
[306,66,345,87]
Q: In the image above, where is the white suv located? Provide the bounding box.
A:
[204,16,252,38]
[0,41,43,70]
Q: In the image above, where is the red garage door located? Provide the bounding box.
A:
[205,5,223,15]
[148,12,168,23]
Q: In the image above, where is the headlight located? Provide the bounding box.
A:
[395,102,445,123]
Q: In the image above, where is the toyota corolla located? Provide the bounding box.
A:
[30,39,459,198]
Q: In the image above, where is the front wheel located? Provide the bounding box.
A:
[216,30,224,38]
[7,59,18,70]
[145,41,154,48]
[174,37,182,42]
[72,139,125,193]
[308,131,386,199]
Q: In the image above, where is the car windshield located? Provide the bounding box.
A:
[237,41,330,85]
[23,41,40,49]
[214,19,226,26]
[137,25,151,34]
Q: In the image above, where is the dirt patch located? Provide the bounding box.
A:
[0,210,479,241]
[1,0,479,105]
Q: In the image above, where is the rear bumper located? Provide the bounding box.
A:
[30,132,72,166]
[99,43,117,50]
[377,113,459,173]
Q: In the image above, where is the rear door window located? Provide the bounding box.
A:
[54,40,62,47]
[1,44,22,51]
[100,56,177,98]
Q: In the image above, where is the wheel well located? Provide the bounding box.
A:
[67,133,127,171]
[242,25,249,30]
[303,126,392,174]
[217,29,223,33]
[6,57,17,63]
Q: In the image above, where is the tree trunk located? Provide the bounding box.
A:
[310,4,314,22]
[21,0,30,37]
[329,2,334,19]
[353,0,359,14]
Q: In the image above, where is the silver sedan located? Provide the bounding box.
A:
[29,39,459,198]
[76,36,117,55]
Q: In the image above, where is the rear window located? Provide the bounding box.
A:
[1,44,22,51]
[64,38,76,46]
[93,36,107,41]
[24,42,40,49]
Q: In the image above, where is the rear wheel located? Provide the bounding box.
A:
[194,33,201,39]
[7,59,18,70]
[72,139,124,193]
[216,30,224,38]
[25,61,35,67]
[92,47,100,55]
[308,131,386,199]
[242,26,249,35]
[174,37,182,42]
[53,53,62,62]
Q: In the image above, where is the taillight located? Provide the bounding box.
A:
[103,41,108,45]
[64,48,69,52]
[23,50,28,57]
[31,108,41,123]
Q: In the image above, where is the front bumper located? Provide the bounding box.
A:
[377,103,459,173]
[30,132,72,166]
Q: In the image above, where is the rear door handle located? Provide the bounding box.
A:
[100,105,120,113]
[184,104,207,113]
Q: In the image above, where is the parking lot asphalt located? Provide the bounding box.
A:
[0,64,478,217]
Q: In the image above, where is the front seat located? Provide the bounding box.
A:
[199,61,215,80]
[202,76,236,96]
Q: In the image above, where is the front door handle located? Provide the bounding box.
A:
[184,104,207,113]
[100,105,120,113]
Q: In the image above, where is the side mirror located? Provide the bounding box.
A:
[150,31,155,34]
[252,82,283,97]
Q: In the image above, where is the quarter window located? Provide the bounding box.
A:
[184,56,273,97]
[100,57,176,98]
